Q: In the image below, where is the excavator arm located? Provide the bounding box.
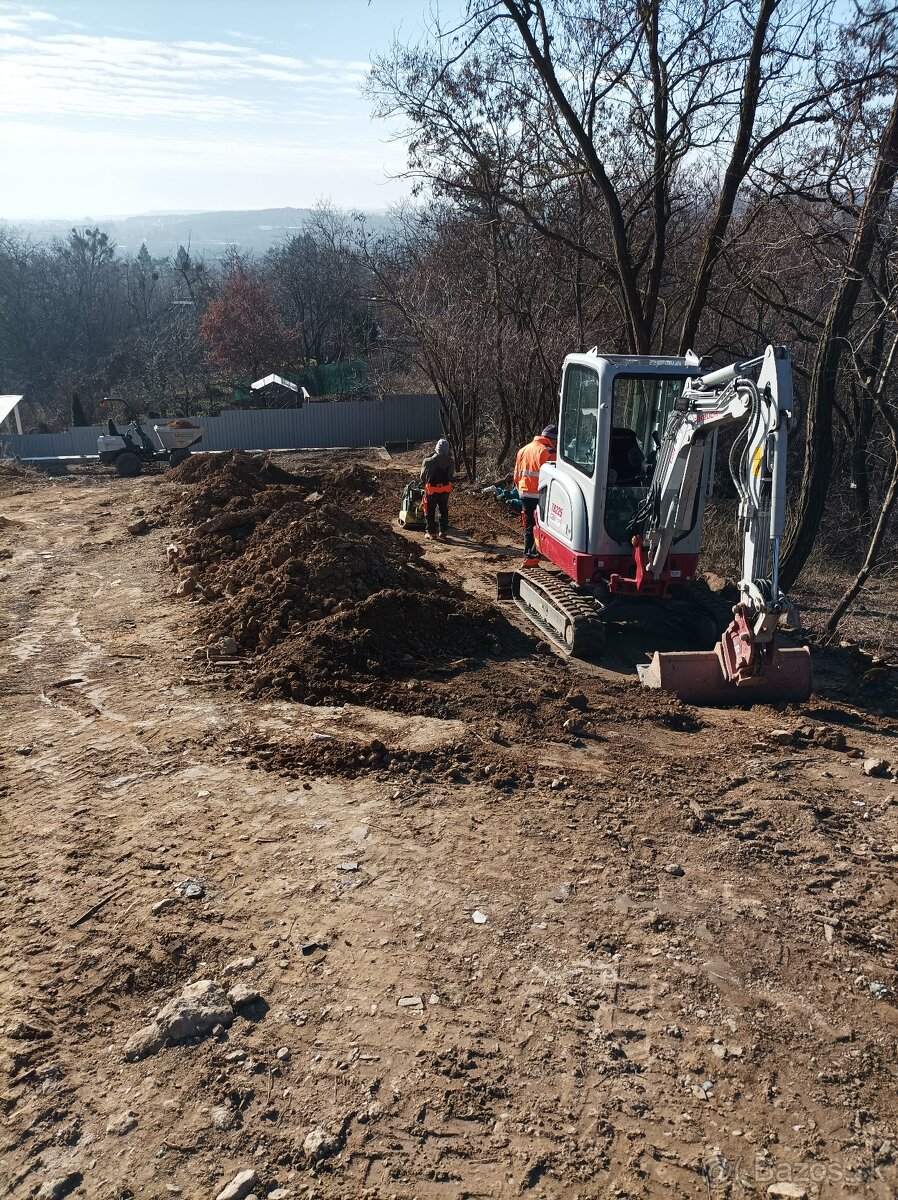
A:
[638,344,812,700]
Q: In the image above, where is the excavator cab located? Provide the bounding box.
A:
[540,354,704,589]
[603,376,688,544]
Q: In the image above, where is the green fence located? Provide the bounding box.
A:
[232,360,367,404]
[301,359,366,396]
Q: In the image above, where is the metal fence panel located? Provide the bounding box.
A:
[1,426,103,458]
[383,395,447,443]
[0,395,442,460]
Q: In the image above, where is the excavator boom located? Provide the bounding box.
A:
[636,345,810,702]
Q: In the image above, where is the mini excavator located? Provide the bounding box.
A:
[498,344,812,704]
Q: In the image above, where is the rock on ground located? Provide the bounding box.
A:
[768,728,794,744]
[105,1109,138,1135]
[214,1168,259,1200]
[210,1104,236,1130]
[863,756,890,777]
[35,1176,82,1200]
[227,981,261,1007]
[223,955,257,976]
[766,1183,809,1199]
[303,1126,340,1161]
[123,979,233,1061]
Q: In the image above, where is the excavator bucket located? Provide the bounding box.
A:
[638,642,812,705]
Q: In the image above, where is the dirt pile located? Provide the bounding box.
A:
[232,730,472,780]
[327,462,379,495]
[255,588,510,706]
[166,449,309,514]
[165,452,519,703]
[0,460,44,498]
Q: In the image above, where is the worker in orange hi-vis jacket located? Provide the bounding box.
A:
[513,425,557,558]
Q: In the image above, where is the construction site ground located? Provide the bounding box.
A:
[1,449,897,1200]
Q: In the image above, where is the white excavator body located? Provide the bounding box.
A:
[501,344,812,704]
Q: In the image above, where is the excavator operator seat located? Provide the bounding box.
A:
[608,426,644,485]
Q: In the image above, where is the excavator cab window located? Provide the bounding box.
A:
[604,374,685,544]
[560,364,600,477]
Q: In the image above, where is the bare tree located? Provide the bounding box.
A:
[267,206,375,365]
[822,329,898,639]
[370,0,863,354]
[780,81,898,587]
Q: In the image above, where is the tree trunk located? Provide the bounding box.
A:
[677,0,777,353]
[779,84,898,590]
[849,394,874,530]
[70,390,89,427]
[502,0,649,352]
[574,178,586,351]
[489,214,513,473]
[822,429,898,640]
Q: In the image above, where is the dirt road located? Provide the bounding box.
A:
[1,462,897,1200]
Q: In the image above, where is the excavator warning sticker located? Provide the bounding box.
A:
[546,495,571,540]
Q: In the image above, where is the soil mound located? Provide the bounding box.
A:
[328,463,379,494]
[0,460,44,497]
[254,589,509,704]
[197,501,442,652]
[166,450,311,519]
[165,451,519,703]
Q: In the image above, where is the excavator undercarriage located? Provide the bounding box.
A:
[500,563,811,703]
[497,565,606,657]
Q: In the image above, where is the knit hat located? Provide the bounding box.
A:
[435,438,451,456]
[541,424,558,440]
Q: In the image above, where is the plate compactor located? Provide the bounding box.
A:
[498,344,812,705]
[398,480,427,529]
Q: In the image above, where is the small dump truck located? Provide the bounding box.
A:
[97,417,203,476]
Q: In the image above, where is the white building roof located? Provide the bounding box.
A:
[0,394,24,423]
[251,374,298,392]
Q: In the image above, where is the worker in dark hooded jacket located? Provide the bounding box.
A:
[420,438,455,540]
[514,425,557,557]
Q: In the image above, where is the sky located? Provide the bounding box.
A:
[0,0,455,219]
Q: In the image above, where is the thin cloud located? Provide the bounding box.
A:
[0,15,370,125]
[0,116,410,218]
[223,29,271,45]
[0,4,58,17]
[0,3,58,31]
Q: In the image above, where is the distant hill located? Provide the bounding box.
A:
[2,207,383,259]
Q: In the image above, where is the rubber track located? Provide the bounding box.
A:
[672,581,737,645]
[511,568,606,658]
